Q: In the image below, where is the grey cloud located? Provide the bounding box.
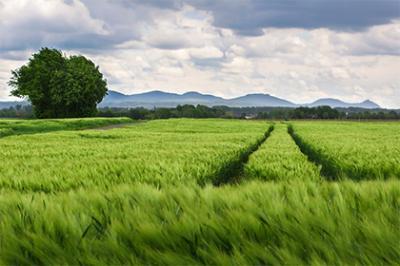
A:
[1,0,399,107]
[93,0,400,34]
[188,0,400,35]
[0,0,112,52]
[0,0,154,52]
[192,58,224,70]
[144,36,195,50]
[315,21,400,57]
[114,0,182,10]
[0,50,32,61]
[1,0,399,54]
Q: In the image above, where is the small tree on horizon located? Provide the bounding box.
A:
[9,48,107,118]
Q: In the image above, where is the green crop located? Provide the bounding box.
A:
[0,118,398,265]
[0,119,270,191]
[245,123,321,182]
[0,181,398,265]
[0,117,132,137]
[290,121,400,180]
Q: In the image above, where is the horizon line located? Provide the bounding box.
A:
[106,89,381,106]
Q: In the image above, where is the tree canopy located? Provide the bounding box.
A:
[9,48,107,118]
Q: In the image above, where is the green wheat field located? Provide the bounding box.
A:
[0,118,399,265]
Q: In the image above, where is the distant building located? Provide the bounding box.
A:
[245,114,257,119]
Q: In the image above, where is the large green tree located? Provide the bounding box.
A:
[9,48,107,118]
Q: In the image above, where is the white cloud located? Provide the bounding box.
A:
[0,0,108,51]
[0,1,399,108]
[0,58,25,100]
[189,46,223,59]
[222,57,253,74]
[332,21,400,56]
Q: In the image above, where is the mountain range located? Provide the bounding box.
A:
[0,90,381,109]
[99,90,381,109]
[0,101,29,109]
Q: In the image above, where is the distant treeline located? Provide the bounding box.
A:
[0,105,33,118]
[1,104,399,120]
[98,105,400,120]
[98,105,230,119]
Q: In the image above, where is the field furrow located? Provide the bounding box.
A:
[290,121,400,181]
[0,118,399,264]
[244,123,321,182]
[0,119,270,191]
[213,124,274,186]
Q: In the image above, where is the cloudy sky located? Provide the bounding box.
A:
[0,0,399,108]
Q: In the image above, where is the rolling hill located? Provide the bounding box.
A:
[99,90,380,109]
[0,101,29,109]
[0,90,382,109]
[308,98,380,109]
